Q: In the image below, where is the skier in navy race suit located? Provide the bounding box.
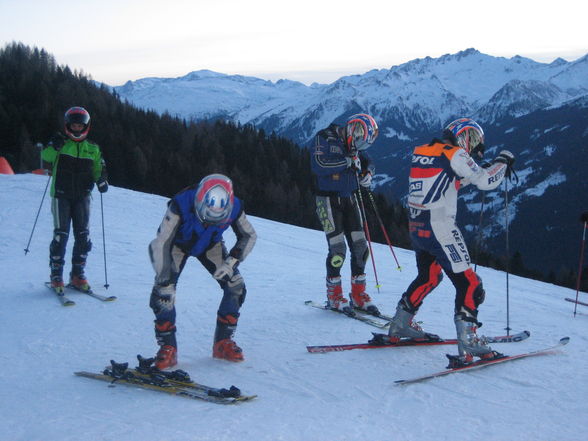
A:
[310,113,380,316]
[148,174,257,368]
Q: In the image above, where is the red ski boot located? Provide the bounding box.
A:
[213,339,244,362]
[155,345,177,370]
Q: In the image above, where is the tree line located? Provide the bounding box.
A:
[0,42,409,246]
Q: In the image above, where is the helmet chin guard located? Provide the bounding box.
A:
[64,107,91,141]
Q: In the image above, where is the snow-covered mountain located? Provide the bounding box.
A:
[1,173,586,441]
[114,49,588,274]
[115,49,588,145]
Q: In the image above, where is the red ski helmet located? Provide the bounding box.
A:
[194,174,234,225]
[64,107,91,141]
[345,113,378,152]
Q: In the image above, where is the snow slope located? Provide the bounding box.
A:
[1,174,586,441]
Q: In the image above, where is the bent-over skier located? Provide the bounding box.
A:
[148,174,257,368]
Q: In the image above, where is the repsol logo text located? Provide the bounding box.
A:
[412,155,435,165]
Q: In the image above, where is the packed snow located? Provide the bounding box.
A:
[1,174,586,441]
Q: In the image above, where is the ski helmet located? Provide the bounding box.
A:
[64,107,91,141]
[345,113,378,151]
[194,174,234,225]
[443,118,485,158]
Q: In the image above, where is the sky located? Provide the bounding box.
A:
[1,0,587,86]
[1,173,586,441]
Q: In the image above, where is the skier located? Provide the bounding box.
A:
[148,174,257,368]
[42,106,108,293]
[385,117,515,367]
[310,113,380,315]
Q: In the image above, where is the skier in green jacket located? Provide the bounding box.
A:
[42,106,108,293]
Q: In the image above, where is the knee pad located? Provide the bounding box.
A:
[149,284,176,316]
[50,231,69,263]
[73,230,92,255]
[329,253,345,269]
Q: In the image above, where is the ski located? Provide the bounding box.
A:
[75,359,256,404]
[565,298,588,307]
[44,282,75,306]
[305,300,389,329]
[128,355,252,398]
[352,306,394,322]
[66,284,117,302]
[306,330,530,353]
[394,337,570,386]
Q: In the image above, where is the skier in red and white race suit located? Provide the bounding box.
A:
[386,118,516,366]
[148,174,257,368]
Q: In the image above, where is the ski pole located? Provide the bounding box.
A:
[100,192,109,289]
[573,213,587,317]
[24,174,51,255]
[473,192,486,272]
[366,190,401,270]
[354,172,381,292]
[504,179,511,335]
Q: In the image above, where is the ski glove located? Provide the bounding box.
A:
[48,133,66,151]
[494,150,515,167]
[213,256,239,282]
[96,177,109,193]
[494,150,515,178]
[359,171,373,188]
[346,155,361,170]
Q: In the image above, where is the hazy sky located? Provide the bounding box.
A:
[1,0,586,86]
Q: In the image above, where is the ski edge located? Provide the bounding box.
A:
[394,337,570,386]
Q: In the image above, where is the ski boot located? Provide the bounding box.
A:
[349,274,380,315]
[50,275,65,294]
[154,321,177,370]
[213,339,244,362]
[49,262,65,294]
[155,345,177,370]
[388,301,439,340]
[326,276,354,315]
[213,313,244,362]
[69,264,91,292]
[447,313,503,368]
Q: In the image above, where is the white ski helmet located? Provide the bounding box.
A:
[194,174,234,225]
[345,113,379,151]
[443,118,485,158]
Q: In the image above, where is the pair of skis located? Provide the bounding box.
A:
[45,282,117,306]
[306,300,569,384]
[75,356,256,404]
[308,330,568,385]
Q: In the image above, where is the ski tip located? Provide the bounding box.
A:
[524,330,531,337]
[559,337,570,345]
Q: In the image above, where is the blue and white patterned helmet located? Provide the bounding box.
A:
[443,118,485,158]
[345,113,379,151]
